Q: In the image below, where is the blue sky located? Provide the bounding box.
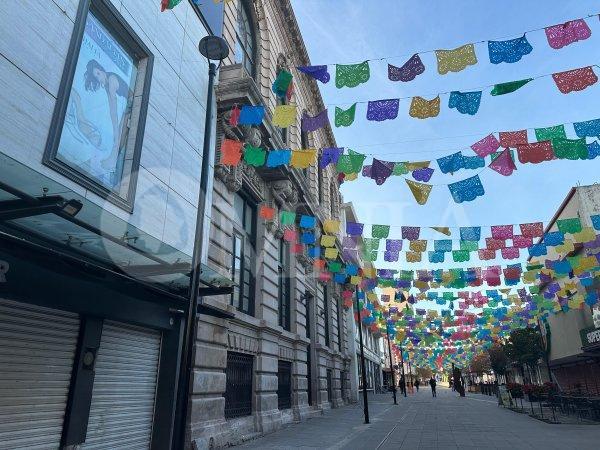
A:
[291,0,600,279]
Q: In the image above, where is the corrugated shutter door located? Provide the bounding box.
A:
[0,298,80,450]
[82,320,161,449]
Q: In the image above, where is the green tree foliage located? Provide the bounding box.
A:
[415,367,432,380]
[504,328,544,378]
[469,353,491,376]
[487,343,508,376]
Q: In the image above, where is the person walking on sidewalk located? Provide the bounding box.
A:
[415,379,420,392]
[399,375,406,396]
[429,377,437,397]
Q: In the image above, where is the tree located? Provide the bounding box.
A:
[415,367,432,380]
[504,328,544,383]
[469,353,491,377]
[487,343,508,376]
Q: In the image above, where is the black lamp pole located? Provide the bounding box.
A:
[354,286,370,424]
[385,327,397,405]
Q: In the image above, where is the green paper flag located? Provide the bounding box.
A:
[490,78,533,96]
[534,125,566,143]
[363,238,380,252]
[557,217,582,234]
[372,225,390,239]
[336,149,366,174]
[243,145,266,167]
[392,162,409,175]
[366,250,378,261]
[280,211,296,226]
[452,250,470,262]
[335,61,370,88]
[328,262,342,273]
[161,0,183,12]
[459,240,478,252]
[272,70,293,98]
[552,137,588,160]
[335,103,357,127]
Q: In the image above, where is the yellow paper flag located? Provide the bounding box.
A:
[350,275,362,285]
[405,161,431,171]
[406,251,422,262]
[290,149,316,169]
[572,227,596,243]
[344,172,359,181]
[324,248,338,259]
[409,240,427,252]
[555,240,575,254]
[320,235,336,247]
[409,96,440,119]
[435,43,477,75]
[272,105,297,128]
[406,179,432,205]
[323,219,340,234]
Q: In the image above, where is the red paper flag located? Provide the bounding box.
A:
[229,105,241,126]
[517,141,554,164]
[259,205,275,220]
[499,130,528,148]
[220,139,243,166]
[552,66,598,94]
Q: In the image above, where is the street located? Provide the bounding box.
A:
[238,388,600,450]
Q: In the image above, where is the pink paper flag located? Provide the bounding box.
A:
[512,235,533,248]
[478,249,496,260]
[499,130,528,148]
[520,222,544,238]
[501,247,520,260]
[489,148,517,176]
[471,134,500,157]
[485,238,506,250]
[491,225,514,239]
[545,19,592,50]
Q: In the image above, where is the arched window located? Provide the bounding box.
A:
[235,1,256,77]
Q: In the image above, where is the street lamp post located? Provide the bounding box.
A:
[354,286,370,424]
[385,327,397,405]
[399,345,407,397]
[175,35,229,449]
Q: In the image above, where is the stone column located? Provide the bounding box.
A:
[254,324,282,433]
[292,337,311,421]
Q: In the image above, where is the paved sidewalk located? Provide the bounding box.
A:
[237,387,600,449]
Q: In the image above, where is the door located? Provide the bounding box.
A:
[0,298,80,449]
[82,320,161,448]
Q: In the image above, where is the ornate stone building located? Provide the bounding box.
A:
[186,1,352,447]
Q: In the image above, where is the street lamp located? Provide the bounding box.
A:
[176,35,229,449]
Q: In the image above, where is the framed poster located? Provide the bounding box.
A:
[44,0,153,211]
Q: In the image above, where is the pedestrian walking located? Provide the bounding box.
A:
[415,379,420,392]
[429,377,437,397]
[399,375,406,396]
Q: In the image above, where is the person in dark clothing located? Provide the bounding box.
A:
[429,377,437,397]
[399,375,406,396]
[415,379,420,392]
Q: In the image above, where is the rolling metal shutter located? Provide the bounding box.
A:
[0,298,80,450]
[82,320,161,449]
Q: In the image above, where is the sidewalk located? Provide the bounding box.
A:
[237,387,600,449]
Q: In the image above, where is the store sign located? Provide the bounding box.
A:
[0,260,8,282]
[580,326,600,347]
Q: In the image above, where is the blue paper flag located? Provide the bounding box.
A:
[544,231,565,246]
[346,264,359,276]
[462,155,485,169]
[238,105,265,125]
[448,175,485,203]
[307,246,321,258]
[434,239,453,252]
[297,65,330,84]
[591,214,600,231]
[334,273,347,284]
[488,36,533,64]
[299,215,316,228]
[448,91,482,115]
[437,152,464,174]
[301,232,316,245]
[574,118,600,138]
[528,243,547,257]
[266,149,291,167]
[588,141,600,160]
[460,226,481,241]
[429,251,445,263]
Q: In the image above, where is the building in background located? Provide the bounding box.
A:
[536,184,600,395]
[186,1,353,447]
[0,0,223,448]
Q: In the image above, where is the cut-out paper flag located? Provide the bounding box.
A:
[528,243,547,257]
[489,148,517,176]
[491,78,533,96]
[557,217,582,234]
[448,91,482,115]
[220,139,243,166]
[336,149,366,174]
[229,105,241,126]
[319,147,343,168]
[323,219,340,234]
[367,99,399,121]
[431,227,451,236]
[346,222,364,236]
[588,141,600,159]
[320,235,336,247]
[553,137,588,160]
[301,232,315,245]
[488,36,533,64]
[272,70,293,98]
[324,248,339,259]
[471,134,500,157]
[552,66,598,94]
[434,239,452,252]
[299,215,316,228]
[517,141,554,164]
[435,44,477,75]
[412,167,434,182]
[290,149,316,169]
[385,251,399,262]
[437,152,463,174]
[386,239,403,252]
[297,65,330,84]
[370,159,394,185]
[520,222,543,238]
[590,215,600,231]
[161,0,182,11]
[272,105,297,128]
[499,130,528,148]
[406,179,432,205]
[429,251,445,263]
[462,155,485,169]
[302,110,329,132]
[544,231,565,246]
[259,205,275,220]
[448,175,485,203]
[513,235,533,248]
[280,210,296,226]
[335,104,356,127]
[409,96,440,119]
[388,54,425,82]
[401,226,421,241]
[459,240,478,251]
[479,249,496,260]
[501,247,520,260]
[535,125,566,143]
[406,251,422,263]
[266,149,291,167]
[410,240,427,252]
[574,118,600,138]
[545,19,592,49]
[491,225,514,239]
[335,61,370,88]
[453,250,470,262]
[372,225,390,239]
[238,105,265,125]
[243,145,266,167]
[460,227,481,241]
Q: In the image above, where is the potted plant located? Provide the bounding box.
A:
[507,382,523,399]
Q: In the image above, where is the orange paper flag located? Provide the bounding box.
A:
[220,139,243,166]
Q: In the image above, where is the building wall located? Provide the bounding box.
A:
[0,0,211,257]
[188,1,351,448]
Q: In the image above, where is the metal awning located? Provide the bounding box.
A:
[0,153,233,301]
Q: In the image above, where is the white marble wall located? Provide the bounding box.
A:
[0,0,211,257]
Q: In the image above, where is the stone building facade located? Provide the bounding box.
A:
[186,1,353,447]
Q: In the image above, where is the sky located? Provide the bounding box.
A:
[291,0,600,289]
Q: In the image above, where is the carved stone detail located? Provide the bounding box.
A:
[270,179,298,208]
[297,253,313,273]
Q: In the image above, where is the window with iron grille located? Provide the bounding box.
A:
[278,239,291,331]
[340,370,347,401]
[224,352,254,419]
[336,300,343,352]
[326,369,333,404]
[322,286,330,347]
[231,193,256,315]
[277,360,292,410]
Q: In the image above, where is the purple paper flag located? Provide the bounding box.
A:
[366,99,400,121]
[384,251,399,262]
[412,167,434,182]
[386,239,403,252]
[297,65,331,84]
[302,109,329,132]
[342,248,359,262]
[346,222,364,236]
[319,147,343,168]
[342,236,358,249]
[401,226,420,241]
[371,159,394,185]
[362,165,372,177]
[388,54,425,82]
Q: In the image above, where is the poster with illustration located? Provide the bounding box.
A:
[56,11,137,191]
